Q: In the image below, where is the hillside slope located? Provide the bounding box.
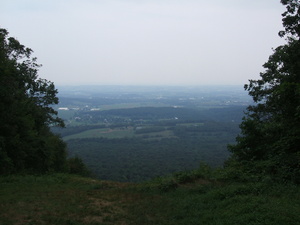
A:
[1,173,299,225]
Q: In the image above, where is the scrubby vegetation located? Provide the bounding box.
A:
[1,169,300,225]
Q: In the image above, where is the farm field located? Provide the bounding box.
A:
[63,127,136,141]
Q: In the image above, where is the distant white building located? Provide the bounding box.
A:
[91,108,101,111]
[58,107,69,111]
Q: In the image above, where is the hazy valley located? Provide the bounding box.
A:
[52,85,250,182]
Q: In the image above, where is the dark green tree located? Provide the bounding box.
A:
[0,28,67,174]
[68,156,91,177]
[227,0,300,183]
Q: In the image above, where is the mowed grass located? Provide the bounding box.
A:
[1,173,300,225]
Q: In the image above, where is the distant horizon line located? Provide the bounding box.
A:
[56,84,246,87]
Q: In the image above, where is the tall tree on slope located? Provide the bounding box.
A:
[0,28,67,174]
[227,0,300,183]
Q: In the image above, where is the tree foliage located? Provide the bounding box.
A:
[0,28,67,174]
[228,1,300,183]
[67,156,91,177]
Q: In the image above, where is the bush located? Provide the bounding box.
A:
[67,156,91,177]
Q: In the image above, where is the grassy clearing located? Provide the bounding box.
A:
[63,127,176,141]
[136,130,176,140]
[0,174,131,225]
[63,128,136,141]
[176,122,204,127]
[1,172,299,225]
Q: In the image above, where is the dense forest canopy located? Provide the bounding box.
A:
[227,0,300,183]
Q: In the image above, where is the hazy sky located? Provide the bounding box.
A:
[1,0,286,86]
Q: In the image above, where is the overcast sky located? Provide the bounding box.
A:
[1,0,286,86]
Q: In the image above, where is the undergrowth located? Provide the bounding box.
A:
[0,168,300,225]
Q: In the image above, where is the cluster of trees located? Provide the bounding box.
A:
[227,0,300,183]
[0,28,88,175]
